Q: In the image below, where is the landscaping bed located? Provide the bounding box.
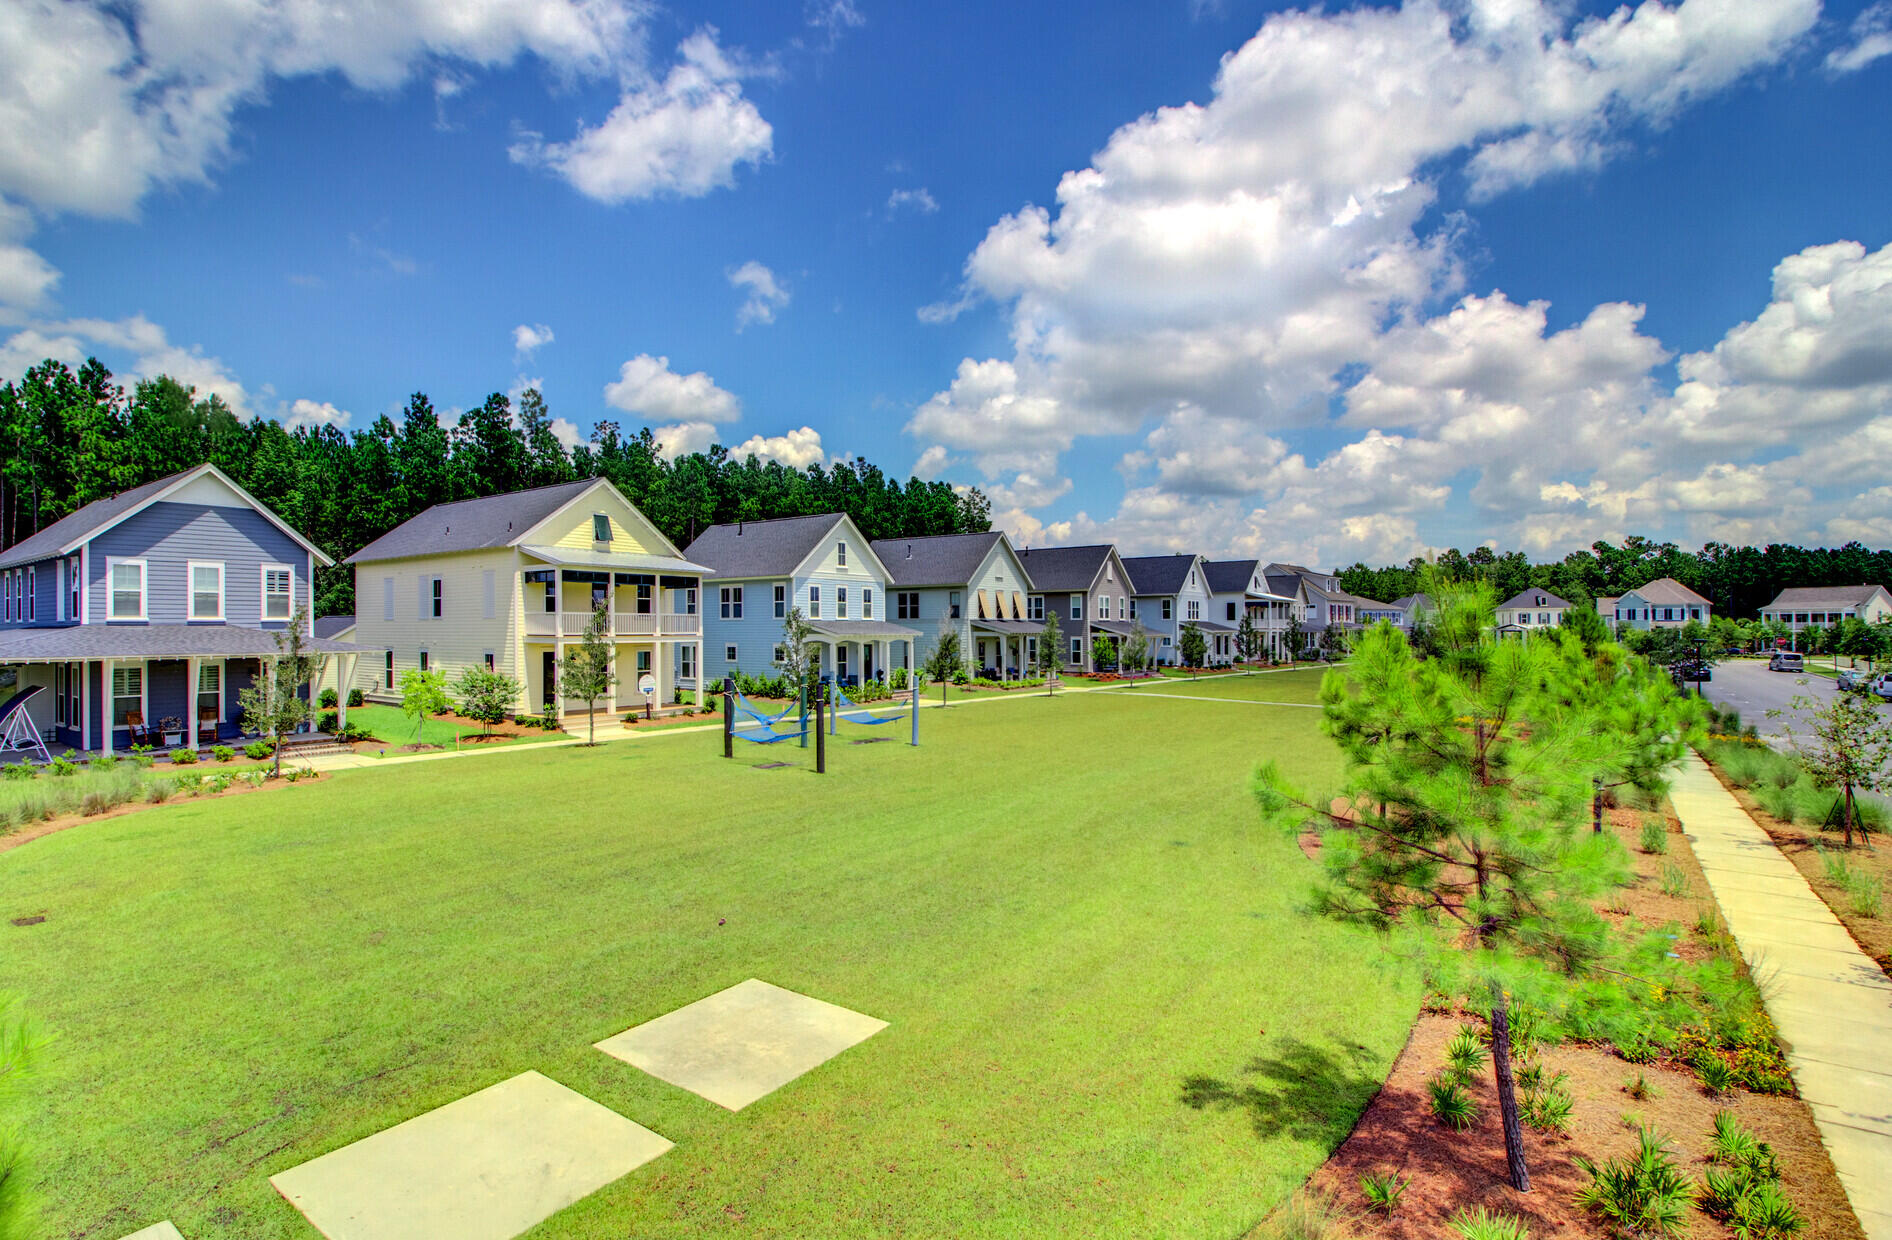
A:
[0,764,326,855]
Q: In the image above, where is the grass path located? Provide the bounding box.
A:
[0,670,1412,1239]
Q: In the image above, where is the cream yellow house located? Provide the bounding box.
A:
[345,478,710,715]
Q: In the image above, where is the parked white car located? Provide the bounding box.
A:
[1768,652,1804,672]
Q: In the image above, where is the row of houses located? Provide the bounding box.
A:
[6,465,1886,741]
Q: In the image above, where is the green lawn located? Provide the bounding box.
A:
[342,703,568,751]
[1107,667,1335,705]
[0,669,1416,1238]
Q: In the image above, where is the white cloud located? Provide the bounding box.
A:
[911,444,950,479]
[0,199,56,309]
[887,187,939,215]
[1827,2,1892,73]
[283,398,352,431]
[510,29,772,205]
[603,353,741,422]
[804,0,865,50]
[728,261,789,329]
[0,328,86,376]
[549,417,584,450]
[51,313,253,417]
[649,421,719,460]
[513,322,555,358]
[729,426,826,469]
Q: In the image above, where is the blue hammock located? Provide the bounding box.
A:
[731,688,804,744]
[830,684,903,726]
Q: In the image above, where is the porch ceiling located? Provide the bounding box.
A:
[804,620,922,640]
[518,544,714,575]
[0,624,369,663]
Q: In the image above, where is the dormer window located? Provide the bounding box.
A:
[593,514,611,542]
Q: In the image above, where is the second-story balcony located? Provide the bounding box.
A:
[523,610,702,639]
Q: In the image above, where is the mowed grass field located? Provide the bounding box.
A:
[0,669,1416,1239]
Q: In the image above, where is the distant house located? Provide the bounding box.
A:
[1013,544,1136,673]
[871,531,1035,678]
[1608,578,1713,631]
[0,462,359,755]
[1268,564,1359,650]
[1757,586,1892,635]
[686,514,920,687]
[348,477,709,715]
[1121,554,1220,665]
[1392,593,1435,627]
[1354,596,1404,627]
[1496,589,1570,635]
[1203,559,1297,659]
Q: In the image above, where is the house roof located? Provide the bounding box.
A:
[1761,585,1890,610]
[0,624,367,662]
[1203,558,1260,595]
[1121,553,1199,596]
[348,478,597,563]
[870,531,1005,587]
[313,615,356,639]
[1264,573,1303,599]
[1621,577,1712,607]
[1015,544,1114,592]
[1497,589,1572,611]
[804,618,921,640]
[517,545,714,575]
[0,463,332,571]
[683,513,848,579]
[1392,593,1434,613]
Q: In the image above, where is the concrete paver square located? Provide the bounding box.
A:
[118,1225,185,1240]
[596,978,888,1110]
[269,1070,671,1240]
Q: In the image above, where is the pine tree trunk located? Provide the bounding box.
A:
[1844,782,1855,850]
[1593,782,1603,834]
[1489,987,1532,1193]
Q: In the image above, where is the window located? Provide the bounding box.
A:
[837,541,847,566]
[197,663,221,721]
[112,664,142,727]
[545,581,557,613]
[1227,601,1237,622]
[1027,595,1043,621]
[65,661,80,725]
[5,571,13,621]
[636,651,652,672]
[809,586,822,618]
[1099,596,1110,620]
[483,650,495,671]
[679,645,696,679]
[262,565,292,621]
[188,561,224,620]
[419,650,430,672]
[1690,607,1701,620]
[430,576,443,619]
[108,558,147,620]
[838,587,849,618]
[1027,636,1038,665]
[950,591,962,619]
[384,651,394,688]
[1186,600,1200,620]
[69,556,80,621]
[720,586,744,619]
[684,588,697,615]
[1662,607,1674,622]
[1129,599,1138,620]
[725,644,739,663]
[773,644,786,663]
[592,513,611,542]
[1070,636,1082,663]
[24,566,33,621]
[774,584,786,618]
[897,592,920,620]
[1162,635,1173,647]
[1070,595,1083,620]
[482,571,495,620]
[1538,612,1550,625]
[54,664,65,726]
[383,576,394,621]
[1161,599,1172,621]
[863,589,873,619]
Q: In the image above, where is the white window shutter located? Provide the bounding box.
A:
[482,571,495,620]
[382,577,394,621]
[418,577,427,620]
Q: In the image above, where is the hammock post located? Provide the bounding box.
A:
[722,677,733,759]
[910,675,919,747]
[814,684,826,775]
[798,681,808,749]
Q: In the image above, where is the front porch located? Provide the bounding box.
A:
[804,619,921,687]
[971,619,1039,679]
[523,636,705,717]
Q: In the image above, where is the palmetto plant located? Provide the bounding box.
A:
[1449,1207,1530,1240]
[1574,1126,1696,1240]
[1428,1074,1478,1131]
[1358,1170,1409,1215]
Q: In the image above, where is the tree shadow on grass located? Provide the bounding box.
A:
[1180,1036,1384,1143]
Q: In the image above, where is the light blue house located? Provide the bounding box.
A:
[1121,553,1221,665]
[1601,578,1714,632]
[0,463,362,755]
[684,513,921,686]
[871,530,1036,677]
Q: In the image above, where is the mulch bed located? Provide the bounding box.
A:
[1291,804,1865,1240]
[0,770,327,856]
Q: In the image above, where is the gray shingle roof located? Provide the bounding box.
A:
[1121,553,1199,597]
[1392,593,1433,613]
[871,532,1003,587]
[0,469,195,570]
[313,615,356,639]
[1620,577,1711,607]
[347,479,598,563]
[1498,589,1571,610]
[1015,544,1112,592]
[1264,573,1302,599]
[683,514,846,580]
[0,624,367,661]
[1762,585,1887,609]
[1203,558,1260,595]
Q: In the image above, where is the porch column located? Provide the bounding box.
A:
[186,656,199,746]
[655,638,672,709]
[338,653,355,729]
[101,658,114,757]
[80,660,91,754]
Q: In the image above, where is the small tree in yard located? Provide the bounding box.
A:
[1037,611,1063,693]
[456,666,523,733]
[1124,620,1150,675]
[1092,632,1118,673]
[1255,577,1644,1194]
[775,606,818,697]
[1236,609,1260,662]
[923,616,964,703]
[397,667,450,745]
[1773,689,1892,848]
[239,603,323,778]
[559,603,616,745]
[1178,621,1206,676]
[1318,625,1349,661]
[1555,643,1701,834]
[1286,612,1306,661]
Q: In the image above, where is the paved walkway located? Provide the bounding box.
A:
[1670,751,1892,1240]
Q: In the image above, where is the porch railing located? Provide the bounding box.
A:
[523,611,702,639]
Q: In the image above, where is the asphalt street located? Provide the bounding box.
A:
[1697,656,1891,810]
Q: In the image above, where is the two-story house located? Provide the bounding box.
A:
[1203,559,1297,660]
[0,463,356,755]
[1122,554,1223,665]
[685,514,920,687]
[1604,578,1713,631]
[870,531,1036,678]
[1012,544,1136,673]
[1496,588,1570,635]
[1266,564,1353,652]
[347,477,710,715]
[1757,586,1892,639]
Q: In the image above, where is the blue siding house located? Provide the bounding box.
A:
[871,531,1036,677]
[684,514,922,685]
[0,464,361,755]
[1122,554,1221,665]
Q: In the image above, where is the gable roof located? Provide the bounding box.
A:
[1264,573,1304,599]
[347,478,596,563]
[313,615,356,639]
[1620,577,1711,608]
[1498,588,1571,611]
[0,463,332,571]
[1203,558,1259,595]
[871,531,1008,587]
[683,513,848,580]
[1393,593,1434,614]
[1121,553,1201,597]
[1761,584,1891,610]
[1016,544,1115,592]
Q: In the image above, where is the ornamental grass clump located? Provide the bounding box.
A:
[1429,1075,1479,1131]
[1700,1111,1802,1240]
[1639,819,1669,855]
[1358,1170,1408,1215]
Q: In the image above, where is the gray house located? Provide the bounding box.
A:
[1013,543,1136,673]
[870,531,1036,678]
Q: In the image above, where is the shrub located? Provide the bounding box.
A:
[210,745,235,763]
[317,687,338,709]
[1521,1070,1575,1134]
[1444,1025,1487,1083]
[1574,1127,1695,1240]
[1623,1073,1660,1101]
[88,754,117,772]
[1359,1170,1408,1216]
[0,762,34,782]
[145,779,172,804]
[1727,1180,1803,1240]
[169,747,198,765]
[1428,1075,1478,1130]
[173,773,203,794]
[47,752,80,777]
[238,770,266,788]
[127,744,156,768]
[244,740,274,761]
[1449,1209,1529,1240]
[890,667,908,690]
[1709,1110,1768,1171]
[332,722,374,743]
[1695,1053,1738,1096]
[1639,819,1669,854]
[346,688,365,708]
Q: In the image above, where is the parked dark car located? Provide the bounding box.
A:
[1670,659,1713,684]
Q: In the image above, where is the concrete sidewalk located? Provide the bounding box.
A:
[1670,752,1892,1240]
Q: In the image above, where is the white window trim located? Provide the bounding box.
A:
[808,585,822,619]
[197,659,225,723]
[24,565,34,621]
[383,576,395,622]
[725,644,739,663]
[863,588,873,619]
[430,575,444,620]
[187,560,226,621]
[106,557,148,621]
[112,660,148,730]
[261,562,294,623]
[837,541,848,567]
[774,583,787,617]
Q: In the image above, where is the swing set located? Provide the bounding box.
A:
[722,676,918,773]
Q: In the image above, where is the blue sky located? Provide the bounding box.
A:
[3,0,1890,568]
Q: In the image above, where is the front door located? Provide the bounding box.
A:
[541,651,556,709]
[837,644,850,683]
[863,644,875,682]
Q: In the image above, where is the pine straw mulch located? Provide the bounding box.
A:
[1284,805,1864,1240]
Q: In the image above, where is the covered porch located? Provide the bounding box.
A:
[517,545,709,642]
[1196,620,1237,664]
[522,635,704,716]
[805,619,921,687]
[1088,619,1139,672]
[971,618,1039,679]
